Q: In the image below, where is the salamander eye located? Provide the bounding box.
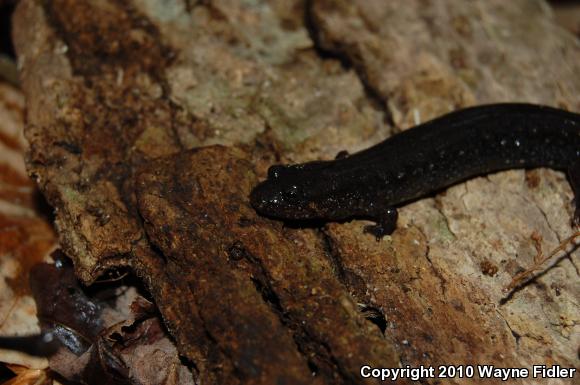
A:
[268,165,286,179]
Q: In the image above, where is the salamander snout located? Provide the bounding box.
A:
[250,177,312,220]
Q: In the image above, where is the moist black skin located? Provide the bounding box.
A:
[250,104,580,238]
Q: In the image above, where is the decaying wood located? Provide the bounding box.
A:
[12,0,580,384]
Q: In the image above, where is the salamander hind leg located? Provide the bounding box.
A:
[569,159,580,227]
[363,207,399,240]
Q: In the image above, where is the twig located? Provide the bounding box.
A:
[93,270,129,284]
[504,230,580,293]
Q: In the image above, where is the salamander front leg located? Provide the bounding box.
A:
[363,207,399,240]
[569,160,580,227]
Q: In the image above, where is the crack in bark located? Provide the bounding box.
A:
[485,173,563,244]
[413,224,447,296]
[185,280,243,384]
[433,197,457,240]
[320,228,347,283]
[303,0,396,128]
[511,187,562,244]
[495,309,520,349]
[319,227,390,336]
[234,242,355,385]
[457,184,470,214]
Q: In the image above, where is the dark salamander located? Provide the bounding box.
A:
[250,104,580,238]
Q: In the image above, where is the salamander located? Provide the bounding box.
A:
[250,104,580,238]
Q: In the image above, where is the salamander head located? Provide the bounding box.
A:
[250,163,332,220]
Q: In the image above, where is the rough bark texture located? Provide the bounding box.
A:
[12,0,580,384]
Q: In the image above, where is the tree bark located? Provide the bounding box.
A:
[13,0,580,384]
